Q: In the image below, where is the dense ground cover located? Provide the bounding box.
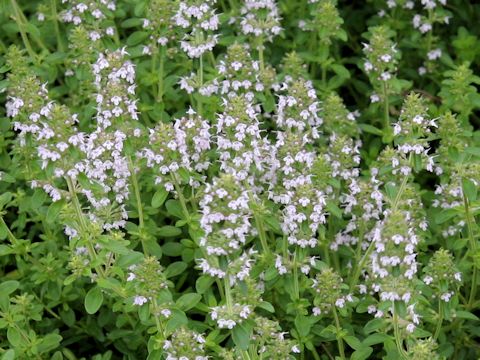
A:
[1,0,480,359]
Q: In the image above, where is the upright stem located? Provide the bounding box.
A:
[254,212,270,256]
[332,305,346,360]
[128,157,147,254]
[258,46,265,72]
[128,157,144,229]
[50,0,65,52]
[224,274,233,313]
[392,302,408,359]
[293,248,300,300]
[382,81,390,131]
[11,0,49,53]
[66,176,105,277]
[151,47,158,98]
[198,54,204,116]
[156,46,165,103]
[10,0,38,62]
[349,239,374,289]
[321,64,327,89]
[348,226,364,288]
[426,9,433,55]
[170,173,190,221]
[151,298,166,339]
[0,216,20,247]
[463,186,478,308]
[433,300,444,340]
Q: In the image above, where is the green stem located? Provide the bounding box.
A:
[426,9,433,55]
[433,300,444,340]
[382,80,390,131]
[151,298,166,339]
[151,47,158,98]
[156,46,165,103]
[11,0,49,53]
[254,212,270,256]
[393,303,408,359]
[332,305,346,360]
[321,64,327,89]
[198,54,204,116]
[349,238,375,290]
[392,154,412,211]
[128,157,147,254]
[311,346,322,360]
[463,184,478,308]
[10,0,38,62]
[128,157,144,229]
[170,173,190,221]
[0,216,20,247]
[258,46,265,72]
[65,176,105,278]
[293,248,300,300]
[50,0,65,52]
[348,227,365,288]
[224,274,233,313]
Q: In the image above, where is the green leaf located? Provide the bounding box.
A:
[117,251,144,268]
[121,18,143,28]
[263,216,282,234]
[157,226,182,237]
[165,261,188,278]
[97,278,123,293]
[257,301,275,313]
[326,201,342,219]
[0,280,19,295]
[2,349,15,360]
[31,189,47,209]
[126,31,149,46]
[344,335,362,350]
[165,310,188,335]
[46,200,65,224]
[38,334,62,353]
[330,64,350,79]
[85,287,104,314]
[162,242,183,257]
[462,178,477,202]
[176,293,202,311]
[351,346,373,360]
[465,147,480,157]
[101,238,130,255]
[7,327,21,347]
[0,245,12,256]
[165,200,185,219]
[434,208,458,224]
[295,315,313,337]
[196,275,214,294]
[363,318,385,334]
[151,188,169,208]
[232,322,252,350]
[362,333,390,346]
[0,192,12,209]
[455,310,479,321]
[359,124,383,136]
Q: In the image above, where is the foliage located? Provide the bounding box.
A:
[1,0,480,359]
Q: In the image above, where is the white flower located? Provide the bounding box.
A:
[406,323,416,333]
[161,309,172,318]
[133,295,148,306]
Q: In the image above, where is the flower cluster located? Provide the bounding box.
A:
[174,0,220,58]
[163,327,208,360]
[239,0,282,46]
[60,0,116,41]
